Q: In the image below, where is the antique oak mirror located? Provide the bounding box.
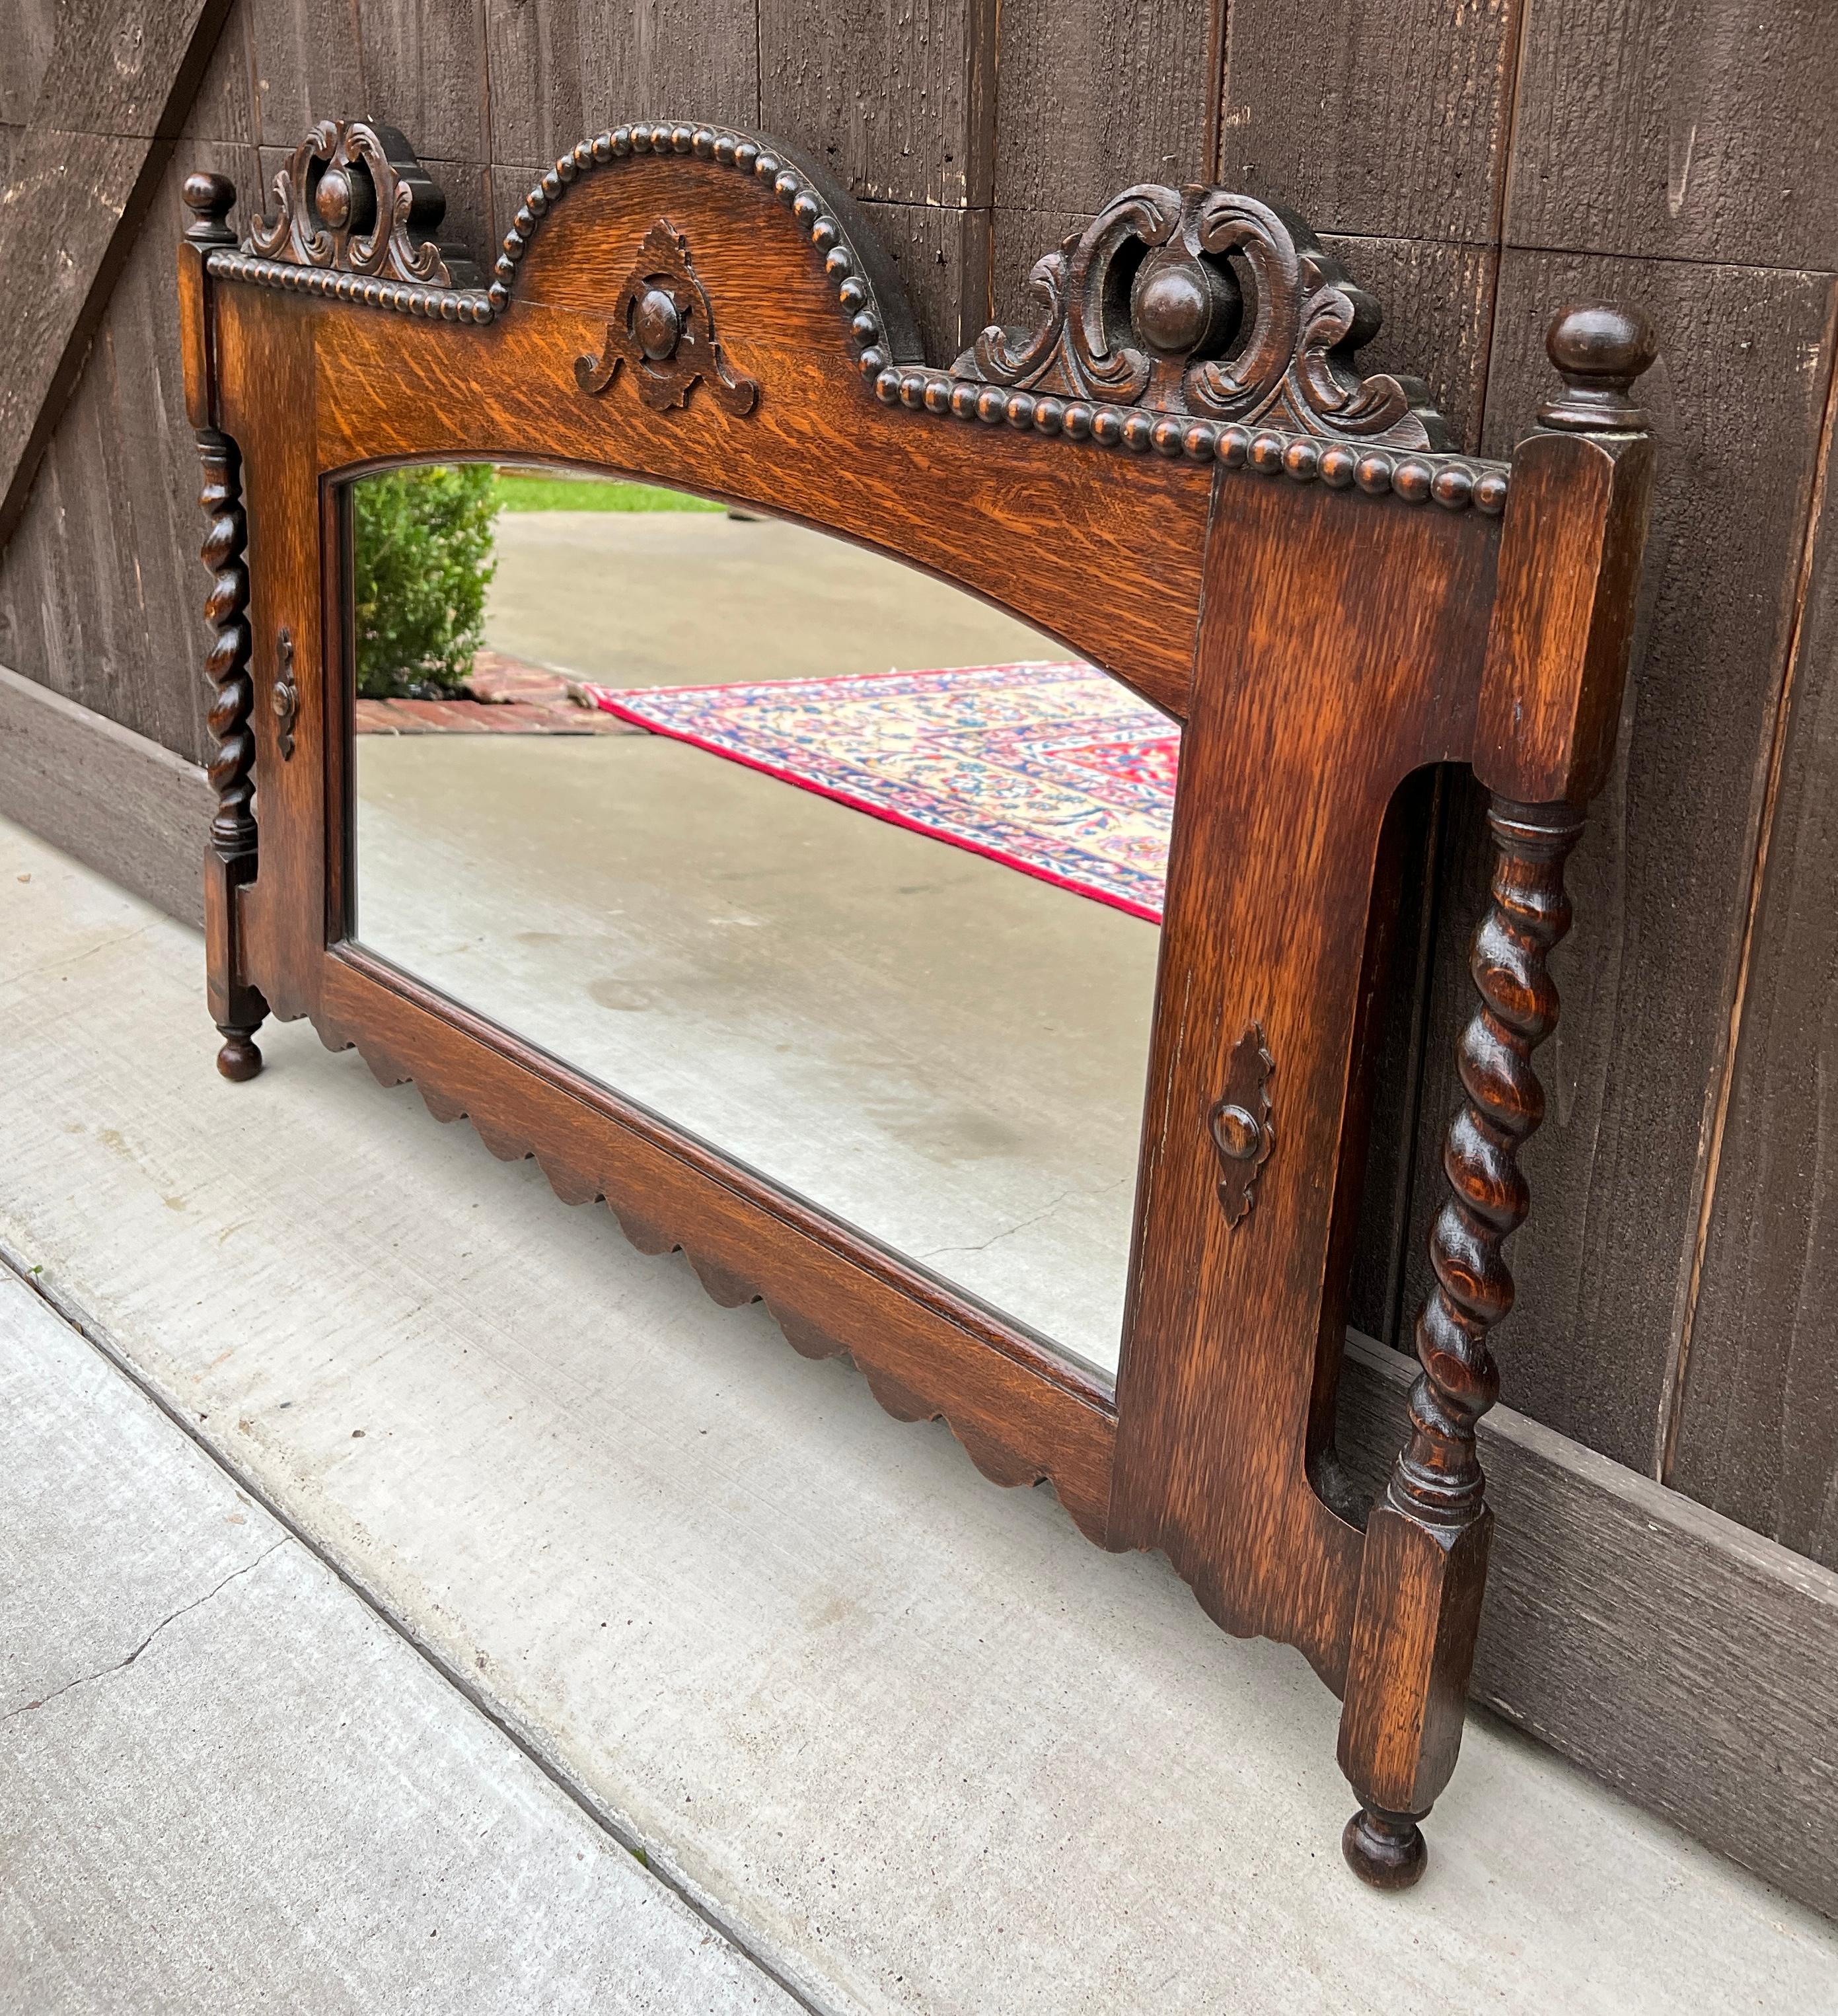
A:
[178,119,1655,1890]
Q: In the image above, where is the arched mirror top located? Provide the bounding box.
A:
[182,117,1514,509]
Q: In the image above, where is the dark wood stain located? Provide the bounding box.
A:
[175,137,1655,1887]
[3,0,1838,1915]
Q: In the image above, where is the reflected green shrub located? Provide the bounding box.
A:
[351,464,499,698]
[492,472,723,513]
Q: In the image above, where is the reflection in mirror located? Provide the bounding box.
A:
[347,463,1177,1378]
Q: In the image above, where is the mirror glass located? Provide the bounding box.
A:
[346,463,1175,1379]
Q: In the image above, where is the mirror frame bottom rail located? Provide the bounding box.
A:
[320,945,1120,1542]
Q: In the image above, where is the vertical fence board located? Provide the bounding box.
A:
[0,0,57,126]
[1672,361,1838,1569]
[479,0,756,170]
[1506,0,1838,270]
[245,0,365,147]
[857,200,990,363]
[759,0,994,208]
[1218,0,1518,243]
[357,0,488,162]
[990,0,1216,217]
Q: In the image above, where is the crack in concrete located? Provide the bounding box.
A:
[3,1539,287,1722]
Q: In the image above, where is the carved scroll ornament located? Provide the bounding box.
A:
[246,120,478,288]
[958,186,1446,450]
[197,118,1509,513]
[576,219,759,415]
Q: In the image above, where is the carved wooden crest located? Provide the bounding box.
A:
[575,219,759,415]
[956,185,1447,451]
[246,119,478,287]
[1210,1025,1274,1226]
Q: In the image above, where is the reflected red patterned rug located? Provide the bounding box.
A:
[581,662,1177,921]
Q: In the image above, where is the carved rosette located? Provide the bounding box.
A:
[871,184,1509,512]
[1390,798,1584,1527]
[962,186,1445,448]
[576,218,759,414]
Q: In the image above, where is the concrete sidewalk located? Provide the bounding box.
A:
[0,1276,797,2013]
[3,813,1834,2013]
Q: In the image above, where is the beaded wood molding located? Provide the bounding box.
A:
[198,117,1508,513]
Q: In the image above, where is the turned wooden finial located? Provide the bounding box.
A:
[1342,1807,1429,1890]
[182,170,238,244]
[216,1026,264,1081]
[1539,301,1658,433]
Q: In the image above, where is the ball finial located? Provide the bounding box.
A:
[1540,301,1657,431]
[182,170,237,244]
[1342,1807,1428,1890]
[215,1026,264,1081]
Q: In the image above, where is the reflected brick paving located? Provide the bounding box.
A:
[354,650,641,735]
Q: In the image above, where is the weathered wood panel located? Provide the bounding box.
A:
[1506,0,1838,269]
[29,0,229,135]
[0,0,236,546]
[1401,252,1834,1473]
[184,0,256,143]
[0,663,211,927]
[1318,235,1495,456]
[0,127,152,542]
[355,0,489,162]
[1672,361,1838,1568]
[860,201,990,363]
[476,0,756,169]
[242,0,363,143]
[0,0,57,125]
[759,0,996,208]
[1217,0,1518,243]
[990,0,1216,216]
[0,147,256,763]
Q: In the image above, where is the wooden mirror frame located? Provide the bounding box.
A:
[178,120,1656,1890]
